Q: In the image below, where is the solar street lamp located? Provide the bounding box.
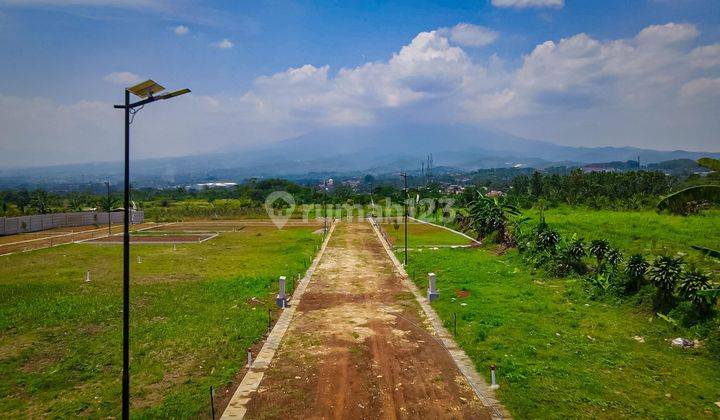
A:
[113,80,190,420]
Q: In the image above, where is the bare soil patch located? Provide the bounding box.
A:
[240,222,492,419]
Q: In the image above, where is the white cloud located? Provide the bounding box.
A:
[689,44,720,69]
[212,38,234,49]
[636,22,699,46]
[491,0,564,9]
[681,77,720,99]
[437,23,498,47]
[103,71,143,85]
[173,25,189,35]
[3,21,720,167]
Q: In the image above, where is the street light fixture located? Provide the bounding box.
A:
[113,79,190,420]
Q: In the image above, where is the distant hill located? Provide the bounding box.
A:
[1,123,718,187]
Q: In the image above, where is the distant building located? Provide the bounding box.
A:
[445,184,465,194]
[342,179,361,189]
[187,182,237,190]
[486,190,505,197]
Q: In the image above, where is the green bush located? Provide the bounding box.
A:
[679,268,717,318]
[648,256,684,313]
[625,254,649,294]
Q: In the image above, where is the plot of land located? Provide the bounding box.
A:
[0,221,321,417]
[0,223,155,255]
[85,233,217,244]
[405,244,720,418]
[380,219,474,249]
[232,222,494,418]
[526,207,720,273]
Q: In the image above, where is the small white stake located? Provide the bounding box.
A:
[276,276,287,308]
[427,272,439,302]
[173,243,177,251]
[490,365,499,390]
[247,350,253,368]
[137,255,141,264]
[85,270,91,282]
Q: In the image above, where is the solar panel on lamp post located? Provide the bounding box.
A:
[113,80,190,420]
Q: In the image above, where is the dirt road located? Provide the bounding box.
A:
[241,222,493,419]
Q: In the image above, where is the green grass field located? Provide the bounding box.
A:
[526,206,720,274]
[0,224,321,417]
[400,222,720,418]
[380,220,473,249]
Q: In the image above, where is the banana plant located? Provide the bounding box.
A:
[656,185,720,215]
[690,245,720,260]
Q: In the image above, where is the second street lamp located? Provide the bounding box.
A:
[113,79,190,420]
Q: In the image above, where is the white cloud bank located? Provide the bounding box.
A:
[2,22,719,167]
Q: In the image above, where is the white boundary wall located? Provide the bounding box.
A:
[0,211,144,236]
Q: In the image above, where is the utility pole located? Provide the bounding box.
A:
[105,180,112,236]
[400,172,408,266]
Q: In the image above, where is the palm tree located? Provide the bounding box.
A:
[98,194,120,213]
[648,256,683,312]
[30,189,50,214]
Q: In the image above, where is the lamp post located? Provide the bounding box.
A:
[114,80,190,420]
[400,172,408,266]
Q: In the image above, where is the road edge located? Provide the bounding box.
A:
[221,221,338,419]
[368,217,511,420]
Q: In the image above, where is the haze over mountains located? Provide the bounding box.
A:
[1,124,718,187]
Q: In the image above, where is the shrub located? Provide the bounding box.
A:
[605,247,623,271]
[625,254,649,293]
[589,239,610,266]
[535,229,560,252]
[679,268,717,318]
[648,256,684,312]
[567,235,586,260]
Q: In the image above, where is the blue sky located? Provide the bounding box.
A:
[0,0,719,167]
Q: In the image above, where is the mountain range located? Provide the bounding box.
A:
[1,124,718,187]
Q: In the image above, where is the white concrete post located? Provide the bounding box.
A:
[276,276,287,307]
[490,365,499,389]
[428,272,439,302]
[85,270,91,282]
[247,350,253,368]
[137,255,142,264]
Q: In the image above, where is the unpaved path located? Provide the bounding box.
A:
[241,222,492,419]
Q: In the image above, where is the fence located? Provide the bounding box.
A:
[0,211,144,236]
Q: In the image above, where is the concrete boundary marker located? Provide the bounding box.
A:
[369,217,510,420]
[221,220,338,419]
